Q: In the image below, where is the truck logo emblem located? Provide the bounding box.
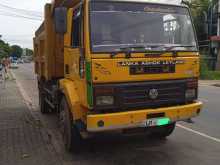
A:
[149,89,158,100]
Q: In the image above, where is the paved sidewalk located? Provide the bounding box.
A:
[0,80,62,165]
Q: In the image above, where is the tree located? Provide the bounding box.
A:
[187,0,218,41]
[24,48,34,56]
[189,0,210,41]
[0,36,11,59]
[11,45,23,58]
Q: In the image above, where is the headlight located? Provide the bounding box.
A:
[96,96,114,106]
[185,89,196,99]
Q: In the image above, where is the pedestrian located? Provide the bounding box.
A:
[0,60,6,88]
[2,57,9,79]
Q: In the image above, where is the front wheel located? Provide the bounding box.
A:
[59,97,82,153]
[150,123,176,138]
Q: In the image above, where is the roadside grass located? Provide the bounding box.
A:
[200,59,220,80]
[200,71,220,80]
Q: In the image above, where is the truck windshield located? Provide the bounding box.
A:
[90,2,198,53]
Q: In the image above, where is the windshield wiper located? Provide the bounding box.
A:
[110,44,195,58]
[117,45,165,58]
[121,45,144,58]
[165,45,196,51]
[120,44,165,50]
[110,45,146,58]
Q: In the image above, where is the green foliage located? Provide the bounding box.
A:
[200,58,220,80]
[188,0,211,41]
[11,45,23,58]
[0,36,33,60]
[201,71,220,80]
[0,39,11,59]
[24,48,33,56]
[188,0,220,40]
[200,58,210,79]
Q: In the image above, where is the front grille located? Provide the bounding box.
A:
[93,79,187,112]
[118,80,186,110]
[130,65,175,75]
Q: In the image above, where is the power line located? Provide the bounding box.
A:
[0,8,43,18]
[3,34,33,37]
[0,9,42,19]
[0,3,42,15]
[0,3,43,18]
[0,12,42,21]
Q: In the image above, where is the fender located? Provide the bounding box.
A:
[59,79,85,121]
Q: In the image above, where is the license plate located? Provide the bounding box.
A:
[145,118,170,127]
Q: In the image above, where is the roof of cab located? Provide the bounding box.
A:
[90,0,185,7]
[51,0,185,8]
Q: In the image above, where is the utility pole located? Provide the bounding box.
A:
[218,0,220,36]
[216,0,220,70]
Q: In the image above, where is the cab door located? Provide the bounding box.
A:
[64,4,87,106]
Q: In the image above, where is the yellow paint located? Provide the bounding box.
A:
[59,79,87,121]
[87,102,202,132]
[35,0,203,133]
[63,6,88,108]
[91,56,200,83]
[61,1,202,128]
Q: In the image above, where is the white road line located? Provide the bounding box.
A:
[199,98,209,102]
[199,84,209,87]
[177,124,220,143]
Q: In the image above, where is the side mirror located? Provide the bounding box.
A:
[54,7,67,34]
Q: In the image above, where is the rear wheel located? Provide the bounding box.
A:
[59,97,82,153]
[39,91,50,114]
[150,123,176,138]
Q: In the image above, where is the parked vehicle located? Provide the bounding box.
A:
[18,59,24,64]
[23,59,31,63]
[10,61,19,69]
[34,0,203,152]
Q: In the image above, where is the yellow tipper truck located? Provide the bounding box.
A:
[34,0,203,152]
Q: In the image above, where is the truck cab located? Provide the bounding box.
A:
[35,0,202,152]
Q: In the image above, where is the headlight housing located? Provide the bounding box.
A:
[96,96,114,106]
[185,78,198,101]
[185,89,196,99]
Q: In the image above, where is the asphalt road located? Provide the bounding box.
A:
[11,63,220,165]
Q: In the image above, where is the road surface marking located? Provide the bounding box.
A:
[199,84,209,87]
[177,124,220,143]
[199,98,208,102]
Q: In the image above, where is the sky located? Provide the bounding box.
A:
[0,0,50,49]
[0,0,183,49]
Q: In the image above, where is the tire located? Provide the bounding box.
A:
[150,123,176,139]
[59,97,82,153]
[39,90,50,114]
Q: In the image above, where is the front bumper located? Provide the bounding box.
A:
[87,101,202,132]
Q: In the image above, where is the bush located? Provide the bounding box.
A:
[200,58,210,79]
[208,71,220,80]
[200,58,220,80]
